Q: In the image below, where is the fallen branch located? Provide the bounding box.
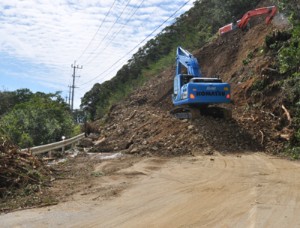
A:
[124,110,137,121]
[259,130,264,145]
[261,67,278,75]
[281,104,292,127]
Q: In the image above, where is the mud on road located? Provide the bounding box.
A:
[2,152,300,227]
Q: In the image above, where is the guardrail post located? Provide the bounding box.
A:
[48,150,52,159]
[61,136,65,154]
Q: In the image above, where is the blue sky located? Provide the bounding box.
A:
[0,0,193,109]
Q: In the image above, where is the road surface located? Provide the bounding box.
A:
[2,152,300,227]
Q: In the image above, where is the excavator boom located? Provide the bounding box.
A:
[219,6,277,35]
[176,47,202,77]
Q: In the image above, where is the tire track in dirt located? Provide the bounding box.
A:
[2,153,300,227]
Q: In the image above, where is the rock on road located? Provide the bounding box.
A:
[2,153,300,227]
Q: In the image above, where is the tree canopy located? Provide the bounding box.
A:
[0,90,75,148]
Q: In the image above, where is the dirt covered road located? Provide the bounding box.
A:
[2,152,300,227]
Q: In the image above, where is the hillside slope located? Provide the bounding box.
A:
[89,14,290,156]
[2,0,299,218]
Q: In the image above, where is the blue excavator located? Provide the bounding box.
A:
[170,46,231,119]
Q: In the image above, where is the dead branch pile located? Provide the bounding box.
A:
[0,138,51,197]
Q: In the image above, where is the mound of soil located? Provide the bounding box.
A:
[0,138,54,213]
[89,10,292,156]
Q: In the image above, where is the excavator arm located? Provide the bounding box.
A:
[238,6,277,29]
[176,46,202,77]
[219,6,277,35]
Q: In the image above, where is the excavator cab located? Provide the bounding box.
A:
[181,74,194,85]
[173,74,194,102]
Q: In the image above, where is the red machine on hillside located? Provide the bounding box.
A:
[219,6,277,35]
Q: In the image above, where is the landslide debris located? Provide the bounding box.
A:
[0,138,53,212]
[88,11,292,155]
[2,0,295,215]
[88,75,261,156]
[0,139,51,196]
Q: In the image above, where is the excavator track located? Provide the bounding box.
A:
[170,106,201,120]
[170,106,232,120]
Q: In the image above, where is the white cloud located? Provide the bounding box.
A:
[0,0,193,109]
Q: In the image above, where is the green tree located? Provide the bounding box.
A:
[0,91,75,147]
[0,91,15,116]
[279,25,300,76]
[0,88,33,116]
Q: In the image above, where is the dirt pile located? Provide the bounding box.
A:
[88,76,261,156]
[195,22,292,153]
[0,138,54,212]
[88,7,291,155]
[0,139,51,197]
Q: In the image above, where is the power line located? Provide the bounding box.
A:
[76,0,118,62]
[78,0,191,87]
[82,0,132,65]
[77,0,155,90]
[78,0,145,82]
[95,0,146,58]
[78,58,128,91]
[84,0,147,66]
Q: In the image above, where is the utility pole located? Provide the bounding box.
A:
[70,61,83,110]
[68,85,72,106]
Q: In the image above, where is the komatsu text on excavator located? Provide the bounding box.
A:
[170,47,231,119]
[219,6,277,35]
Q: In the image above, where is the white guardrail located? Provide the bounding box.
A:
[21,133,85,155]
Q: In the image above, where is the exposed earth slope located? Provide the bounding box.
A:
[1,3,298,226]
[88,17,290,157]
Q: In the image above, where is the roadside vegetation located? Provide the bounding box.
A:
[278,16,300,158]
[0,89,77,148]
[258,0,300,158]
[0,89,77,212]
